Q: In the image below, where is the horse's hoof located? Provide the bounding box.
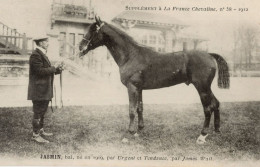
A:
[122,138,129,143]
[128,130,135,135]
[196,139,206,145]
[134,133,139,138]
[138,125,144,130]
[214,130,221,135]
[196,134,208,145]
[128,127,135,134]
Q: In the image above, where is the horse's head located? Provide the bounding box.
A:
[79,16,106,57]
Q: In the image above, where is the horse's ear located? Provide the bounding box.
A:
[95,15,100,25]
[98,16,102,23]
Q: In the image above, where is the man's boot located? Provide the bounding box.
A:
[32,132,50,143]
[39,128,53,136]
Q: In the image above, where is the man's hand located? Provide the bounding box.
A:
[54,62,65,73]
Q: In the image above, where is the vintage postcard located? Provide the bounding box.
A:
[0,0,259,166]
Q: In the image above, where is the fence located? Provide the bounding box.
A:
[0,22,34,55]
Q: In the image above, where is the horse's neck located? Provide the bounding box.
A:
[104,28,137,67]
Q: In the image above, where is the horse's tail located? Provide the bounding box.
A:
[210,53,230,89]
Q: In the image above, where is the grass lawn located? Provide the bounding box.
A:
[0,101,259,166]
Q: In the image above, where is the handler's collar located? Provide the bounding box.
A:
[36,46,47,55]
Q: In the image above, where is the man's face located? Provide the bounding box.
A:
[39,39,49,50]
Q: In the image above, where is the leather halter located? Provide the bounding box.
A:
[80,23,105,53]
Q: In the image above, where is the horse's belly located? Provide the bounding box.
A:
[142,72,187,89]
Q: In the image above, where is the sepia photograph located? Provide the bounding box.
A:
[0,0,259,166]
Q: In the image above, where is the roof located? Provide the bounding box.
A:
[113,11,187,27]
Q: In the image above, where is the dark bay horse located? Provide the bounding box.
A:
[79,17,230,144]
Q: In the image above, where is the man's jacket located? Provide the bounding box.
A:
[27,48,59,100]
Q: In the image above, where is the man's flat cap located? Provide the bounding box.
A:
[33,36,48,42]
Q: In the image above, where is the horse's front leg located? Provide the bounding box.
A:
[137,90,144,131]
[127,82,142,134]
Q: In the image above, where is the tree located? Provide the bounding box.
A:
[233,25,259,73]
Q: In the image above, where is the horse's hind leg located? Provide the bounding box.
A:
[194,84,216,144]
[200,90,213,134]
[211,93,220,133]
[197,86,221,134]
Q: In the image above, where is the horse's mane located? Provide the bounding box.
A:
[106,23,153,50]
[105,24,186,56]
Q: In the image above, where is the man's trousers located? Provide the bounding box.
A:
[32,100,50,134]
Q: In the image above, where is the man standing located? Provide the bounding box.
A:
[28,36,63,143]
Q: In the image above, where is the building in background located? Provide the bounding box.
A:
[0,8,210,81]
[50,0,95,59]
[112,11,208,53]
[0,22,33,81]
[49,0,113,77]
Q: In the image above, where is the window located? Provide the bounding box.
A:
[162,48,165,52]
[172,39,176,48]
[149,35,156,45]
[158,48,165,53]
[69,33,75,55]
[77,34,84,50]
[59,32,66,42]
[59,32,66,56]
[78,34,84,44]
[158,36,165,45]
[141,35,147,45]
[151,47,156,51]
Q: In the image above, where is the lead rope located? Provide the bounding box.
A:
[50,100,54,112]
[54,85,57,109]
[60,71,63,108]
